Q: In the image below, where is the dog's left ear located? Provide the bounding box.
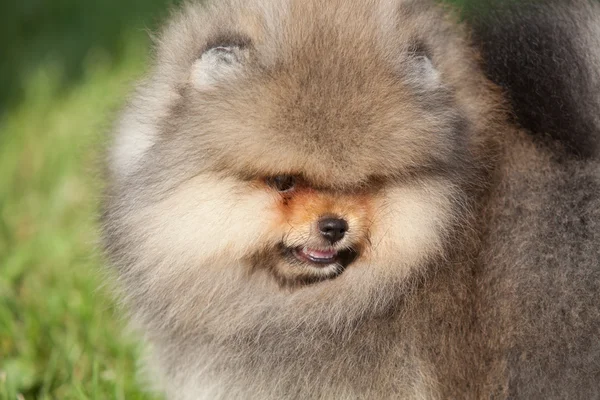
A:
[191,45,250,89]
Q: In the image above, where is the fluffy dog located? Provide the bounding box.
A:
[102,0,600,398]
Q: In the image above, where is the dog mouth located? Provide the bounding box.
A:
[268,244,360,286]
[288,246,359,268]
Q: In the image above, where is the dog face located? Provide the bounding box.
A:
[103,0,496,336]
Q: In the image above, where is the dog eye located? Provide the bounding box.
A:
[267,175,296,192]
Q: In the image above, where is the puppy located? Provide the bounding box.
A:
[102,0,600,398]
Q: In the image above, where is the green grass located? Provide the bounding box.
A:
[0,36,161,400]
[0,0,180,398]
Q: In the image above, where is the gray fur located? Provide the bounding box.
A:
[466,0,600,158]
[101,0,600,398]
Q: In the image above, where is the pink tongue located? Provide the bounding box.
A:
[304,248,337,259]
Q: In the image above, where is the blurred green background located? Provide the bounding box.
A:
[0,0,470,399]
[0,0,181,398]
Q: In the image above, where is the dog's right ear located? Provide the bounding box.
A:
[191,36,251,89]
[402,41,442,92]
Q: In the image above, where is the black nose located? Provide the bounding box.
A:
[318,217,348,244]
